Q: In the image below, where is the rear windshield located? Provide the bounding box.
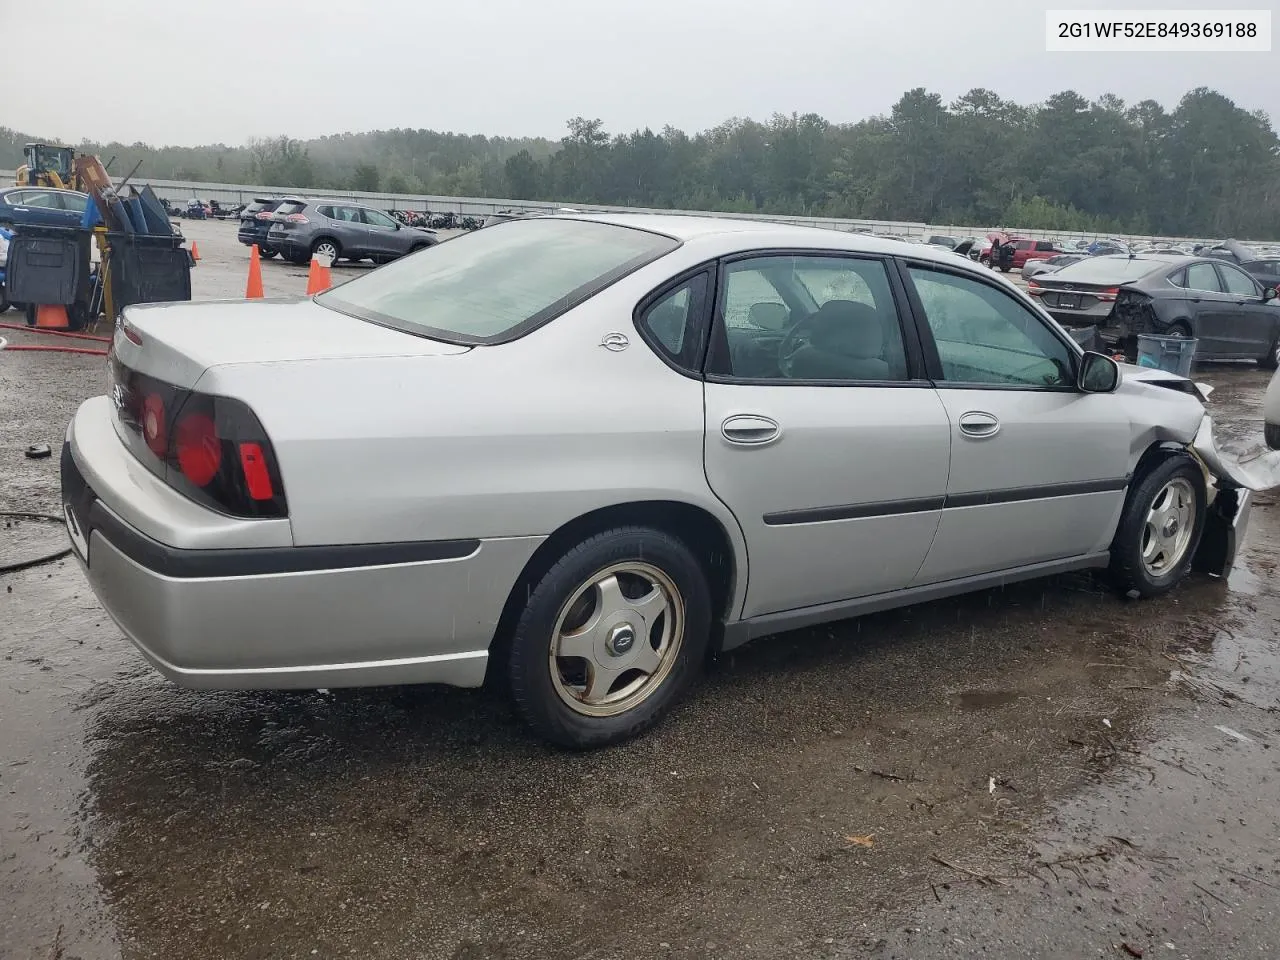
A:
[275,201,306,216]
[1049,256,1167,283]
[317,218,680,344]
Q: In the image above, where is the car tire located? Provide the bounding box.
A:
[507,526,712,749]
[1109,456,1206,599]
[1165,321,1192,339]
[311,238,340,265]
[259,246,277,260]
[1257,339,1280,370]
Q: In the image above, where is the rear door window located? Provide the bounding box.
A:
[1184,262,1223,293]
[1034,241,1056,252]
[1014,240,1033,251]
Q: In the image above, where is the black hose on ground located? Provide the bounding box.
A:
[1,511,72,574]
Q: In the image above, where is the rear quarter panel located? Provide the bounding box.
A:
[193,248,749,594]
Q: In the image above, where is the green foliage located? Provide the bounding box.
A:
[350,162,380,192]
[3,84,1277,236]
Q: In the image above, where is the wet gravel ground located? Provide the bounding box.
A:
[2,222,1279,959]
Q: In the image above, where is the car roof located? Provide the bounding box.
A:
[548,212,964,262]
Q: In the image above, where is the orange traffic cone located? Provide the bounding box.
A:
[245,245,264,299]
[35,304,70,329]
[305,255,332,295]
[190,241,201,262]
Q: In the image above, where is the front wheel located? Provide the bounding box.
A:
[258,246,277,260]
[1257,339,1280,370]
[1109,456,1206,598]
[507,527,712,749]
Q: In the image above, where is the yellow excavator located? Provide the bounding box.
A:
[15,143,84,191]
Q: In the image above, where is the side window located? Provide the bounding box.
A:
[22,191,56,208]
[1014,240,1033,251]
[1184,262,1222,293]
[907,266,1074,388]
[711,256,909,382]
[1218,264,1259,297]
[59,193,87,213]
[363,209,397,229]
[637,272,709,370]
[1034,241,1055,252]
[316,205,334,219]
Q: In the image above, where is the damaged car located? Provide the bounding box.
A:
[1031,254,1280,366]
[62,215,1280,748]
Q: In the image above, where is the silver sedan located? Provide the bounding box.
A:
[63,215,1279,747]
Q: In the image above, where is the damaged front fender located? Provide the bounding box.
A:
[1189,415,1280,577]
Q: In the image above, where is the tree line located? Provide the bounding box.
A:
[2,86,1277,237]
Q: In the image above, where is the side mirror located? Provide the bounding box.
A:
[1265,286,1278,302]
[1078,351,1120,393]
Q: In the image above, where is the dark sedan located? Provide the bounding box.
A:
[1241,258,1280,289]
[1030,254,1280,366]
[0,186,89,229]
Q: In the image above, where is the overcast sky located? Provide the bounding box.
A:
[2,0,1275,146]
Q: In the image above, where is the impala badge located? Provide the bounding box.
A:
[600,332,629,352]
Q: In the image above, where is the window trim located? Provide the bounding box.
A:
[702,248,931,388]
[631,264,717,379]
[894,256,1083,393]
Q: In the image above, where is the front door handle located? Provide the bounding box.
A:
[958,410,1000,439]
[721,414,780,445]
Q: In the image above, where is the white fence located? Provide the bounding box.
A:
[2,169,1270,248]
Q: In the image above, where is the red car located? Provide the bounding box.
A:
[983,236,1064,272]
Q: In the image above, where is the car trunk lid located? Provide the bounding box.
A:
[114,298,470,389]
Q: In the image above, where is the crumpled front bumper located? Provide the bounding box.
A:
[1189,414,1280,577]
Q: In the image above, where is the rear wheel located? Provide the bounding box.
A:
[311,238,340,265]
[1109,456,1206,598]
[258,246,277,259]
[1165,321,1192,338]
[507,526,711,749]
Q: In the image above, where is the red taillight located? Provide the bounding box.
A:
[238,443,275,500]
[1096,287,1121,302]
[285,213,309,223]
[142,393,167,455]
[175,413,222,487]
[255,211,273,220]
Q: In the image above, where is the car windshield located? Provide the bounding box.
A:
[317,218,680,343]
[1049,256,1166,283]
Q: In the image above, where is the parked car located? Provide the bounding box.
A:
[63,215,1272,748]
[1021,252,1086,281]
[266,198,439,265]
[1240,258,1280,289]
[924,234,959,249]
[1087,238,1131,256]
[0,186,89,229]
[237,197,288,258]
[183,199,210,220]
[1266,367,1280,449]
[1030,254,1280,365]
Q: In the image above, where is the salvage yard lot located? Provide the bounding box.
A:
[2,219,1280,959]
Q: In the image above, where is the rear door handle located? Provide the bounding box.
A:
[958,411,1000,439]
[721,415,780,445]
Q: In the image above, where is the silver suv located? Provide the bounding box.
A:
[265,198,438,265]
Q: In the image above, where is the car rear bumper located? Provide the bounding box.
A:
[62,399,543,690]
